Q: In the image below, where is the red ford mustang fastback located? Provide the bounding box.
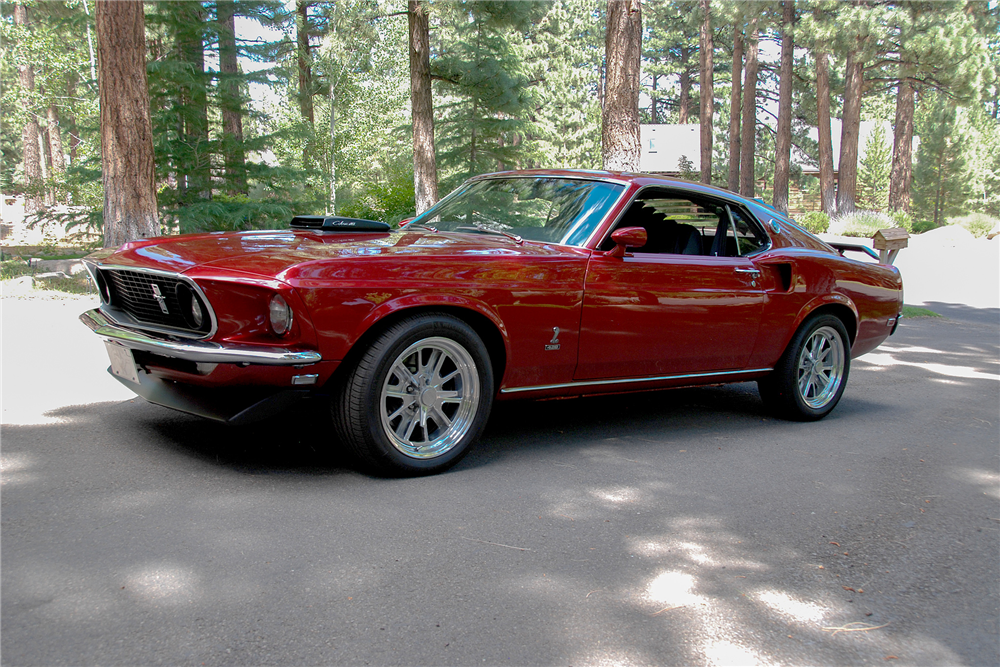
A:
[82,170,903,475]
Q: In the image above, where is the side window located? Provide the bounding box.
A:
[726,206,768,256]
[602,192,767,257]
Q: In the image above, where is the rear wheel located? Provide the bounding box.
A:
[758,313,850,421]
[333,313,493,475]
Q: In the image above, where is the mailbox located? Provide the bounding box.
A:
[872,228,909,265]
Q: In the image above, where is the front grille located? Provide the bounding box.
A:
[105,269,192,330]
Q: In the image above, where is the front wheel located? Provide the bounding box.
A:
[758,313,850,421]
[332,313,494,475]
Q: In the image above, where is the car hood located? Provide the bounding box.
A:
[98,229,587,280]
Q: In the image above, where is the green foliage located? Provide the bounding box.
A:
[677,154,697,181]
[797,211,830,235]
[858,124,891,210]
[947,212,999,238]
[901,305,943,319]
[913,96,975,227]
[887,209,914,232]
[829,210,903,238]
[432,1,551,190]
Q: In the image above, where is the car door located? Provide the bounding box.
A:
[574,193,767,380]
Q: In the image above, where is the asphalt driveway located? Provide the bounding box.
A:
[2,290,998,666]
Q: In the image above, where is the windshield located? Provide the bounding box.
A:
[410,177,626,247]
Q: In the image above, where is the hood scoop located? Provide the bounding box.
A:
[290,215,391,232]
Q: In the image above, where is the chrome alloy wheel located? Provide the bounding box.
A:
[796,325,846,409]
[379,336,481,459]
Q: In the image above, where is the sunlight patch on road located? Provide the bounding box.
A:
[591,486,640,504]
[704,640,765,667]
[754,589,829,624]
[0,452,37,486]
[645,570,702,608]
[952,467,1000,500]
[125,563,199,605]
[856,352,999,382]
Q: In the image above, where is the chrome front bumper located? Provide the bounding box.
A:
[80,308,322,366]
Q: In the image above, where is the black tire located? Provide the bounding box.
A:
[758,313,851,421]
[332,313,494,476]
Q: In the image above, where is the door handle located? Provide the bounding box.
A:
[734,268,761,276]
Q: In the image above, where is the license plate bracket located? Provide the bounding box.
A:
[105,341,140,385]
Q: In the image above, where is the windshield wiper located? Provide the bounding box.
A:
[454,223,523,245]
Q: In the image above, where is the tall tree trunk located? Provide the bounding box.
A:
[217,0,247,195]
[96,0,159,247]
[739,15,758,198]
[47,104,66,204]
[889,76,915,213]
[678,46,690,124]
[816,48,836,215]
[66,72,80,165]
[837,49,864,215]
[651,75,658,123]
[727,25,743,193]
[15,4,43,214]
[409,0,438,213]
[296,1,314,124]
[772,0,794,213]
[602,0,642,171]
[698,0,713,185]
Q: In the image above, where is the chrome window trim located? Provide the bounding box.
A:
[499,367,773,395]
[408,174,632,251]
[594,185,773,257]
[84,261,219,340]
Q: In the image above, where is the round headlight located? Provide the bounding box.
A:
[269,294,293,336]
[175,282,208,331]
[189,296,204,328]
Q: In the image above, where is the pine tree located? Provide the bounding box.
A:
[525,0,603,169]
[913,97,973,227]
[858,123,890,210]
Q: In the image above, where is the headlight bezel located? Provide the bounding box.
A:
[268,294,294,336]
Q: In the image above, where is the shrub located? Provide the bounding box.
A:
[796,211,829,235]
[886,210,914,232]
[946,212,999,238]
[829,210,896,238]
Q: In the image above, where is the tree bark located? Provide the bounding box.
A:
[816,48,836,215]
[66,72,80,165]
[15,4,43,214]
[96,0,159,247]
[409,0,438,214]
[217,0,247,195]
[727,25,742,193]
[837,49,864,215]
[678,46,690,124]
[889,76,915,212]
[739,16,758,198]
[47,104,67,204]
[296,1,314,124]
[698,0,713,185]
[602,0,642,172]
[772,0,794,213]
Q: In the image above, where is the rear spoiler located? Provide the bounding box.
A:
[827,241,881,262]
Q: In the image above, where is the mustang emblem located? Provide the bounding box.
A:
[151,284,170,314]
[545,326,560,351]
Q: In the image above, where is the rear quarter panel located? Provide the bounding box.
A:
[749,246,903,367]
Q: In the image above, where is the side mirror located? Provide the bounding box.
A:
[608,226,647,258]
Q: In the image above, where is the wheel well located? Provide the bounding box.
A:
[326,306,508,391]
[807,304,857,346]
